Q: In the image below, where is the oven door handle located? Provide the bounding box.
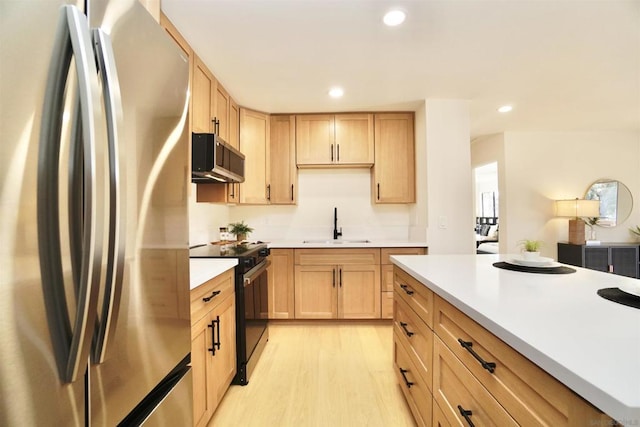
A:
[244,260,271,286]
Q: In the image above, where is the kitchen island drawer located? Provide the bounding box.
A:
[433,336,517,427]
[190,269,234,323]
[294,248,380,265]
[394,332,432,427]
[434,295,608,426]
[394,266,433,328]
[393,292,433,392]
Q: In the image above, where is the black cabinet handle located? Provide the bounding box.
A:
[399,368,413,388]
[202,290,221,302]
[377,183,380,200]
[291,184,294,201]
[399,283,414,295]
[266,184,271,201]
[337,144,340,162]
[458,338,496,373]
[229,184,235,198]
[399,322,414,337]
[212,118,220,134]
[339,268,342,287]
[331,144,334,161]
[457,405,475,427]
[332,268,336,288]
[208,315,221,356]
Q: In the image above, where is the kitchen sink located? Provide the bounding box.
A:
[302,239,371,244]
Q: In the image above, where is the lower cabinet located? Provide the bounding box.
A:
[557,242,639,278]
[190,269,236,427]
[268,249,295,319]
[381,247,427,318]
[393,265,614,427]
[293,248,381,319]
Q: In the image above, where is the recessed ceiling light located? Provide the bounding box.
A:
[329,87,344,98]
[383,9,406,26]
[498,105,513,113]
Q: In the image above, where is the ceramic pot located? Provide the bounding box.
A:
[522,251,540,260]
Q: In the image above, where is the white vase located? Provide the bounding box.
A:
[522,251,540,260]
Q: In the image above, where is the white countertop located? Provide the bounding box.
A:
[189,258,238,290]
[391,254,640,425]
[267,240,428,249]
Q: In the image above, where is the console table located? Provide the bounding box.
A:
[557,242,640,278]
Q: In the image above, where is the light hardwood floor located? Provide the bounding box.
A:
[209,322,415,427]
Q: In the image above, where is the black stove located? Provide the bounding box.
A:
[190,242,269,273]
[189,242,270,385]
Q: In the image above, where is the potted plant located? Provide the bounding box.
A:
[630,225,640,240]
[228,221,254,242]
[519,239,542,260]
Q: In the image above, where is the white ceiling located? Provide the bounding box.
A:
[162,0,640,139]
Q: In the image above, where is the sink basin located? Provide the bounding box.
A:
[302,239,371,244]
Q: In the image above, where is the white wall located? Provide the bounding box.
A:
[472,131,640,259]
[188,184,230,245]
[229,169,413,242]
[409,102,428,241]
[425,99,475,254]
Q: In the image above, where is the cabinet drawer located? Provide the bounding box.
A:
[393,294,433,393]
[190,269,234,324]
[433,336,517,427]
[381,247,426,264]
[294,248,380,265]
[434,295,605,426]
[393,266,433,328]
[394,333,432,427]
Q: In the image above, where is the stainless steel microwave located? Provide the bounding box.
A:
[191,133,245,183]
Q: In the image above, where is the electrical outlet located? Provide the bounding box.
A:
[438,216,447,229]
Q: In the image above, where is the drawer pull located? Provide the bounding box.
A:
[398,368,414,388]
[202,290,221,302]
[458,338,496,373]
[399,284,414,295]
[208,316,221,356]
[399,322,414,337]
[457,405,475,427]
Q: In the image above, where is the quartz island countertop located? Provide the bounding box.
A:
[391,254,640,425]
[189,258,237,290]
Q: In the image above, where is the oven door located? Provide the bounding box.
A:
[237,259,270,385]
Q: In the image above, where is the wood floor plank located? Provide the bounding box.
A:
[209,323,416,427]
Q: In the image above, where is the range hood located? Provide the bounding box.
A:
[191,133,245,184]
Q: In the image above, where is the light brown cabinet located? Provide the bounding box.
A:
[381,247,426,318]
[296,114,374,167]
[192,55,215,134]
[213,83,230,142]
[373,113,415,203]
[267,249,295,319]
[190,269,236,427]
[239,108,270,204]
[393,265,614,427]
[293,249,380,319]
[269,115,297,204]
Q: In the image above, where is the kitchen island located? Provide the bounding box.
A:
[391,254,640,425]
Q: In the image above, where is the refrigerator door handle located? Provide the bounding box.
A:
[91,28,126,364]
[37,5,104,383]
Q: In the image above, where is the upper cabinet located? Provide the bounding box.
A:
[372,113,415,204]
[240,108,270,204]
[269,115,297,204]
[192,55,215,134]
[296,114,374,167]
[214,83,230,142]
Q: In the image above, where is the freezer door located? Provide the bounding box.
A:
[88,1,191,425]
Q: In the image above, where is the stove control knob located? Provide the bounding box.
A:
[259,247,270,257]
[243,258,255,269]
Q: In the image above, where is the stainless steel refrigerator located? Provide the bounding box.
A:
[0,0,192,425]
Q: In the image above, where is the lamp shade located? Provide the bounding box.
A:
[555,199,600,218]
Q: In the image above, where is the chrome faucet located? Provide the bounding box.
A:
[333,207,342,240]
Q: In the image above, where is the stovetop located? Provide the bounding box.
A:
[189,242,268,259]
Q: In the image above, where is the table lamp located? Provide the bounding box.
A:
[555,198,600,244]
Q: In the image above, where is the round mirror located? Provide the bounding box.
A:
[584,179,633,227]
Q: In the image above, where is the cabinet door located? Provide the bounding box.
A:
[191,314,215,427]
[338,263,380,319]
[334,114,374,165]
[373,113,415,203]
[210,294,236,410]
[268,249,295,319]
[214,82,230,142]
[226,99,240,204]
[611,246,639,278]
[584,247,609,272]
[192,55,214,133]
[294,265,337,319]
[296,114,335,165]
[240,108,269,204]
[269,115,297,204]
